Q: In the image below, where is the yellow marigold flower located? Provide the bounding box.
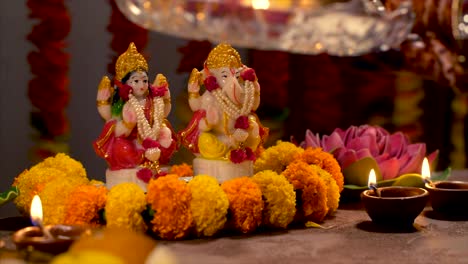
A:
[221,177,263,234]
[310,165,340,215]
[63,184,108,227]
[13,168,63,216]
[188,175,229,237]
[146,175,192,240]
[169,163,193,177]
[254,141,304,174]
[41,176,89,225]
[252,170,296,229]
[12,153,88,216]
[296,147,344,192]
[33,153,87,179]
[106,183,147,233]
[282,161,328,223]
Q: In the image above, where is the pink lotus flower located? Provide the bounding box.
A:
[302,125,438,181]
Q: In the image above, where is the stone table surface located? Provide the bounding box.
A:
[1,171,468,263]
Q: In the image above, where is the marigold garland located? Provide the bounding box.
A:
[254,141,304,174]
[146,175,193,240]
[187,175,229,237]
[105,183,147,233]
[282,161,329,223]
[310,165,340,216]
[251,170,296,229]
[296,147,344,192]
[63,184,108,227]
[34,153,87,180]
[169,163,193,177]
[40,176,89,225]
[13,167,65,216]
[12,153,87,216]
[26,0,71,160]
[221,177,264,234]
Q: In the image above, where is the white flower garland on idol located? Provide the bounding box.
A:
[128,94,165,141]
[211,80,255,119]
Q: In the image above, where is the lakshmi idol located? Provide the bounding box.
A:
[180,43,268,182]
[93,43,177,190]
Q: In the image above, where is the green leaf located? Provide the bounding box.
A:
[343,157,382,186]
[0,186,19,206]
[391,173,425,188]
[431,167,451,181]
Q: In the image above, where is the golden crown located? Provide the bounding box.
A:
[115,43,148,81]
[206,43,242,70]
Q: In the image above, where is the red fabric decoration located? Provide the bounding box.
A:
[177,40,213,73]
[27,0,70,143]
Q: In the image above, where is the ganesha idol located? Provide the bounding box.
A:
[179,43,268,182]
[93,43,177,191]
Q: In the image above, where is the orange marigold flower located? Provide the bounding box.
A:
[296,147,344,192]
[146,174,192,240]
[221,177,263,234]
[282,161,329,223]
[63,184,107,227]
[41,176,89,225]
[169,163,193,177]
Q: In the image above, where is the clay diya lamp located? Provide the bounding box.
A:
[421,158,468,215]
[12,195,88,255]
[361,169,429,227]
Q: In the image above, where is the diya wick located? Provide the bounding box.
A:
[12,195,87,255]
[421,157,434,187]
[367,169,381,197]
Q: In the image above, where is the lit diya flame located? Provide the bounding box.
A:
[30,195,51,238]
[367,169,381,197]
[421,157,433,186]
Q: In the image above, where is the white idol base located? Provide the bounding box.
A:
[106,166,169,192]
[193,158,253,183]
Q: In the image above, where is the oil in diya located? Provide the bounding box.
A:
[361,169,429,227]
[12,195,88,255]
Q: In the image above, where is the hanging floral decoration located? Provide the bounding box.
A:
[26,0,71,160]
[176,40,213,74]
[107,0,148,76]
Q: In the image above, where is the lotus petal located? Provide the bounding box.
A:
[321,131,344,152]
[375,153,390,163]
[334,149,358,170]
[346,135,379,156]
[356,148,372,160]
[384,132,407,158]
[398,143,426,174]
[303,129,320,148]
[379,157,400,180]
[427,150,439,166]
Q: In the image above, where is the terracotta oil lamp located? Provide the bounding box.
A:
[422,158,468,215]
[12,195,88,255]
[361,169,429,227]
